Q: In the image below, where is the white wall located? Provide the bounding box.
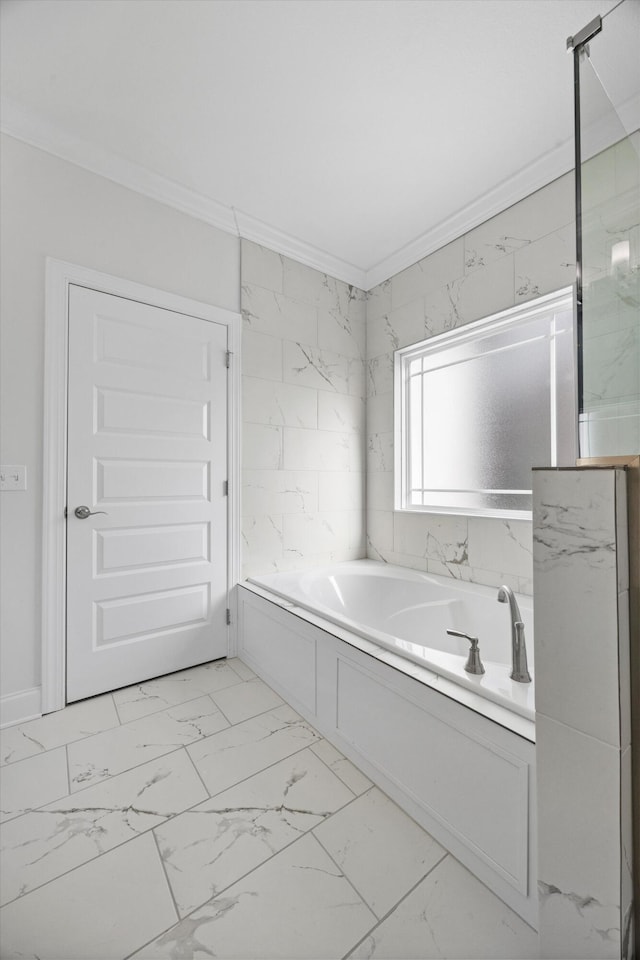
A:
[0,133,240,708]
[240,240,366,577]
[366,171,576,594]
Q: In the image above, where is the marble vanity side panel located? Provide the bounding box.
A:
[533,469,621,746]
[241,240,366,579]
[536,714,623,960]
[621,744,635,960]
[534,467,631,960]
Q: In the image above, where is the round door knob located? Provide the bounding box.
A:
[74,505,108,519]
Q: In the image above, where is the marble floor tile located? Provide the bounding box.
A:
[0,831,177,960]
[0,660,539,960]
[310,739,373,796]
[227,657,257,680]
[211,675,284,724]
[187,704,321,796]
[0,694,120,766]
[348,854,539,959]
[132,832,376,960]
[1,748,207,906]
[0,746,69,823]
[67,695,228,791]
[112,659,243,723]
[155,746,356,917]
[313,786,446,918]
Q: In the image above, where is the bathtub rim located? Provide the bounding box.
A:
[247,559,535,728]
[239,579,535,743]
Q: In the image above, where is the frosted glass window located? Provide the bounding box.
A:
[395,289,577,518]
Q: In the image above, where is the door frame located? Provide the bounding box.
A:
[42,258,241,714]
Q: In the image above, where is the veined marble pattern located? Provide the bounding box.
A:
[533,468,633,958]
[364,166,579,598]
[1,749,207,906]
[155,747,355,917]
[68,695,229,791]
[367,175,580,594]
[0,657,539,960]
[241,240,366,582]
[111,660,243,724]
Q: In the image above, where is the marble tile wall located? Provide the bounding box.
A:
[241,240,366,578]
[366,171,576,594]
[533,467,633,959]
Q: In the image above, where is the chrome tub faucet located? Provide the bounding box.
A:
[497,585,532,684]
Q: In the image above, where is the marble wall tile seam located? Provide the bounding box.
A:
[536,706,627,754]
[242,375,320,430]
[240,240,285,295]
[617,588,631,753]
[283,341,356,396]
[619,742,634,960]
[241,284,320,346]
[390,238,465,311]
[366,354,394,399]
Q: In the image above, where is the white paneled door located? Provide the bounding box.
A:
[66,285,229,702]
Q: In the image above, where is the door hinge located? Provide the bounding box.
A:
[225,351,231,368]
[223,480,228,496]
[226,608,231,625]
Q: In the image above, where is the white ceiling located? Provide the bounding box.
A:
[0,0,626,288]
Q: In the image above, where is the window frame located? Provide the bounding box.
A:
[394,286,577,520]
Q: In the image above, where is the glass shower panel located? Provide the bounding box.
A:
[578,2,640,457]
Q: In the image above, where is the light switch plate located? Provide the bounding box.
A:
[0,465,27,491]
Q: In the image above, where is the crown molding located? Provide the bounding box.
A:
[0,97,239,236]
[365,94,640,290]
[364,138,576,290]
[233,209,367,289]
[6,95,635,294]
[0,97,368,289]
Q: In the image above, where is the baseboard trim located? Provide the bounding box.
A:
[0,687,42,729]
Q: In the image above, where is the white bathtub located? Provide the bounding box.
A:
[248,559,535,723]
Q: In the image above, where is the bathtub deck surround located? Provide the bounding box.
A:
[533,467,633,960]
[237,574,538,928]
[248,559,535,727]
[0,658,538,960]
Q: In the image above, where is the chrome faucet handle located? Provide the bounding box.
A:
[446,629,485,676]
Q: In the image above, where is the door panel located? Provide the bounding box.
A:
[66,285,228,702]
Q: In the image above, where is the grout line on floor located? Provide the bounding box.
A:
[0,735,360,910]
[311,828,379,920]
[110,691,122,726]
[183,744,213,799]
[116,765,379,951]
[206,691,233,727]
[340,851,450,960]
[110,682,239,728]
[150,824,182,925]
[2,711,321,836]
[0,662,258,767]
[309,739,369,796]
